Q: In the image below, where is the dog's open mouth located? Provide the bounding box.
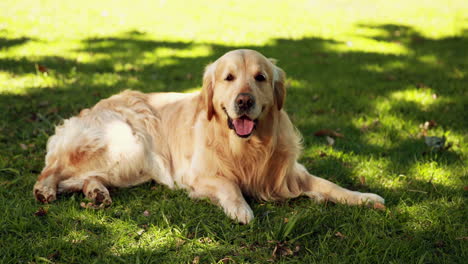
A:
[224,108,258,138]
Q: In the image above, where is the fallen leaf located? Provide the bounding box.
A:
[48,251,61,261]
[334,232,346,239]
[312,109,327,115]
[319,151,327,157]
[326,136,335,146]
[37,64,49,73]
[143,210,150,217]
[271,242,294,258]
[175,238,186,248]
[420,120,437,131]
[192,256,200,264]
[359,176,366,185]
[80,202,100,209]
[219,257,233,264]
[47,107,59,114]
[434,240,445,248]
[198,237,213,244]
[294,245,301,253]
[360,119,380,132]
[38,100,49,107]
[20,143,28,150]
[416,83,426,89]
[385,74,396,81]
[424,136,446,150]
[34,207,48,217]
[136,229,145,236]
[464,186,468,191]
[314,129,344,138]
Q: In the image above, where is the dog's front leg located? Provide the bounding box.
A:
[292,163,385,206]
[189,176,254,224]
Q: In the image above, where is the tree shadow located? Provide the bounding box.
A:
[0,36,34,50]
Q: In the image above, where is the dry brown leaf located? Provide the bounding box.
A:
[334,232,346,239]
[34,207,48,217]
[143,210,150,217]
[80,201,100,209]
[314,129,344,138]
[20,143,28,150]
[37,64,49,73]
[312,109,327,115]
[192,256,200,264]
[416,83,426,88]
[359,176,366,185]
[361,119,380,132]
[425,136,446,150]
[326,136,335,146]
[271,242,294,258]
[219,257,233,264]
[47,251,61,261]
[385,74,396,81]
[175,238,186,248]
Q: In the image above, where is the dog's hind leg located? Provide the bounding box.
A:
[82,176,112,206]
[33,162,63,203]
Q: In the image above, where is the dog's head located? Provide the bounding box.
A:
[201,49,286,138]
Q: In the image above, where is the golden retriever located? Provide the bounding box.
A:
[33,49,384,224]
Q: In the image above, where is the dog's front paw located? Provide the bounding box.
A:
[359,192,385,206]
[224,201,254,224]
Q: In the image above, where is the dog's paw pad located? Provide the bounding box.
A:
[34,187,57,203]
[87,188,112,207]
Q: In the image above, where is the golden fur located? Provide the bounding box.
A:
[33,49,384,223]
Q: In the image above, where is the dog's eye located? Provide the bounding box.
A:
[225,74,234,81]
[255,74,266,82]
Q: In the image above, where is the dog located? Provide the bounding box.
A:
[33,49,384,224]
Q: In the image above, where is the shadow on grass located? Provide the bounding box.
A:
[0,35,34,50]
[1,23,467,263]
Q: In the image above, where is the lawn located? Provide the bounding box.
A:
[0,0,467,263]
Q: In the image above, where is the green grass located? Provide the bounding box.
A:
[1,0,467,263]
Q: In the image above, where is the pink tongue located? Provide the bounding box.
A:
[232,118,255,136]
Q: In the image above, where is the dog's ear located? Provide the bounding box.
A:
[201,62,216,120]
[271,61,286,110]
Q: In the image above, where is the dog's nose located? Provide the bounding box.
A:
[235,93,255,112]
